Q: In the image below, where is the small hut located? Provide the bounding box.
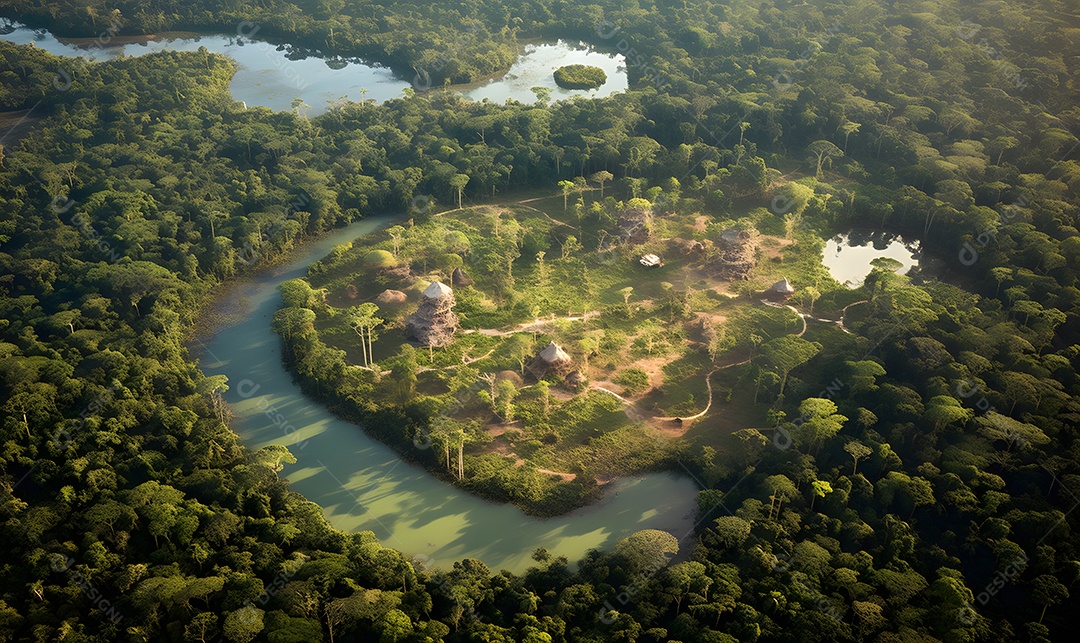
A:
[405,281,459,347]
[639,254,663,267]
[671,238,705,256]
[384,264,412,281]
[451,267,474,287]
[526,341,576,380]
[713,226,757,279]
[764,278,796,301]
[374,289,408,306]
[565,371,587,390]
[617,203,651,243]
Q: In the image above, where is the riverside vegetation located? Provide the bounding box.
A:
[1,0,1079,641]
[275,197,847,516]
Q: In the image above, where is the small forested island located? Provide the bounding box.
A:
[553,64,607,89]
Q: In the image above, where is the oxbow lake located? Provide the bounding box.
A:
[191,217,697,574]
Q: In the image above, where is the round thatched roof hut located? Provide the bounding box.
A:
[374,289,408,305]
[713,225,758,279]
[423,281,453,299]
[764,277,796,300]
[527,341,576,380]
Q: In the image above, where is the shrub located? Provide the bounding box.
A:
[614,368,650,396]
[363,249,397,269]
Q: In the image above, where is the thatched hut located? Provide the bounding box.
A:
[526,341,576,380]
[405,281,459,347]
[670,238,706,256]
[384,265,412,281]
[764,277,796,301]
[617,200,651,243]
[565,371,587,390]
[712,226,757,279]
[374,289,408,305]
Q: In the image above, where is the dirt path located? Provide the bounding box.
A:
[461,311,600,337]
[761,300,808,337]
[836,300,868,334]
[761,299,862,337]
[415,347,496,373]
[589,295,853,430]
[508,457,577,480]
[512,202,576,229]
[590,350,751,433]
[654,367,721,422]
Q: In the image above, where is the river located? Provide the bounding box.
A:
[189,216,698,574]
[4,18,690,575]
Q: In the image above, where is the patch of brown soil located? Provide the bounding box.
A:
[686,264,740,296]
[536,468,577,481]
[630,354,680,390]
[486,424,510,437]
[505,457,578,480]
[759,235,796,260]
[650,417,697,438]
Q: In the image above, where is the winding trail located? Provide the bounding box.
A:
[836,300,869,334]
[761,300,809,337]
[762,298,870,336]
[591,353,752,427]
[653,367,722,422]
[589,297,856,428]
[460,311,600,337]
[415,347,497,373]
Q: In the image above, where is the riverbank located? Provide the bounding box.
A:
[186,206,699,573]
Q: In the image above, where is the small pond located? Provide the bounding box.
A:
[465,40,627,104]
[822,231,920,288]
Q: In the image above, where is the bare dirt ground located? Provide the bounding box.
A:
[632,355,677,390]
[534,467,577,481]
[759,235,796,260]
[462,311,601,337]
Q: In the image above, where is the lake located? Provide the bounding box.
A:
[822,231,920,288]
[0,22,627,114]
[190,217,697,574]
[465,40,627,104]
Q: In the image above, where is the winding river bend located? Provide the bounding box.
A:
[191,217,697,574]
[2,19,684,574]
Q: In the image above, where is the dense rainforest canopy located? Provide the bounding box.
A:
[1,0,1079,642]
